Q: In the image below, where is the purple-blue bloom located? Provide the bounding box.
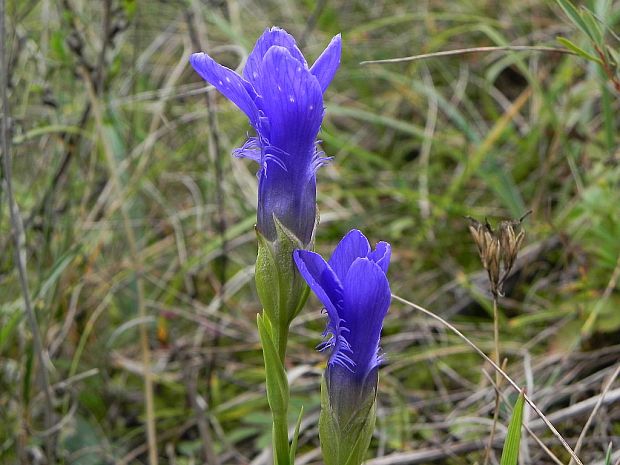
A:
[189,27,341,245]
[294,230,391,417]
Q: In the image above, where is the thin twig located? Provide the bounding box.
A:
[360,45,577,65]
[95,0,111,96]
[185,363,219,465]
[391,293,585,465]
[483,297,502,465]
[569,363,620,465]
[80,67,159,465]
[0,1,56,463]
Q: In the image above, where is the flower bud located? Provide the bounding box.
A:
[295,230,391,465]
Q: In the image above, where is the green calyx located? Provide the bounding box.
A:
[319,374,377,465]
[255,216,312,357]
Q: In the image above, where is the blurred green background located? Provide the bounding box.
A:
[1,0,619,464]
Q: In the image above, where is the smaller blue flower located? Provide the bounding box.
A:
[189,27,341,245]
[294,230,391,419]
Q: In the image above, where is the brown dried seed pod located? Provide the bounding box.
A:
[467,212,529,297]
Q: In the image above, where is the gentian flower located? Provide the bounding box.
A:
[294,229,391,465]
[189,27,341,246]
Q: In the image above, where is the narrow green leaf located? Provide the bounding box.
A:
[289,406,304,465]
[555,0,595,41]
[500,390,526,465]
[580,7,604,45]
[604,442,613,465]
[35,249,79,300]
[12,125,86,145]
[557,37,603,64]
[257,314,289,416]
[342,400,377,465]
[601,81,614,154]
[318,375,339,465]
[605,45,619,68]
[0,310,22,353]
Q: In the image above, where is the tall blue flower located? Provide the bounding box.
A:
[294,230,391,465]
[189,27,341,246]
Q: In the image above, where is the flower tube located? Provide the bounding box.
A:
[294,230,391,465]
[190,27,341,349]
[190,27,341,246]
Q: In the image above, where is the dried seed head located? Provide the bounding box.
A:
[467,218,487,258]
[467,212,530,297]
[485,235,502,293]
[499,220,525,274]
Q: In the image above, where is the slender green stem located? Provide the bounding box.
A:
[483,296,501,465]
[273,408,291,465]
[492,297,500,380]
[257,312,291,465]
[273,323,290,465]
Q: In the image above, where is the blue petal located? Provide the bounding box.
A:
[368,241,391,274]
[328,229,370,282]
[310,34,342,93]
[294,250,343,329]
[243,27,307,90]
[256,46,323,161]
[341,258,391,376]
[189,52,259,126]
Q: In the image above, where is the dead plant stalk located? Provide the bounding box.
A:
[1,0,55,462]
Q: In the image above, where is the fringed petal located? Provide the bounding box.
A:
[232,137,261,163]
[341,258,391,378]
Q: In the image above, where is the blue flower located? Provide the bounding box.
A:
[294,230,391,418]
[190,27,341,245]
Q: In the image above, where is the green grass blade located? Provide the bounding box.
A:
[579,7,604,45]
[555,0,596,41]
[289,406,304,465]
[604,442,612,465]
[556,37,603,64]
[500,390,525,465]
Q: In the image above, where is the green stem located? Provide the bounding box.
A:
[257,313,291,465]
[272,408,291,465]
[274,325,290,465]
